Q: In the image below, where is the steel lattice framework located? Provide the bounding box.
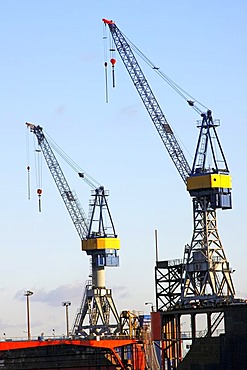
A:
[103,19,235,307]
[27,123,120,337]
[73,281,120,336]
[155,260,183,310]
[27,123,88,239]
[103,20,191,184]
[181,197,235,303]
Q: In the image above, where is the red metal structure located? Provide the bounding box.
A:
[0,338,146,369]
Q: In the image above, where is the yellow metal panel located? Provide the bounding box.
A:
[82,238,120,251]
[187,174,232,191]
[219,174,232,188]
[187,174,211,190]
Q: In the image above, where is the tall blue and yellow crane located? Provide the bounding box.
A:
[103,19,235,307]
[26,122,120,336]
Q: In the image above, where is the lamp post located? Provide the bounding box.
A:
[145,301,154,312]
[62,301,71,337]
[24,290,33,340]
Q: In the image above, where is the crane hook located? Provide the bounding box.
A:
[110,58,116,88]
[104,61,109,103]
[27,165,31,200]
[37,188,42,212]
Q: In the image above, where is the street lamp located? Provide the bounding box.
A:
[145,301,154,312]
[62,301,71,337]
[24,290,33,340]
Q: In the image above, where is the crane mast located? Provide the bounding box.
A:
[103,19,235,306]
[26,122,120,336]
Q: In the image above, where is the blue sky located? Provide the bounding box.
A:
[0,0,247,338]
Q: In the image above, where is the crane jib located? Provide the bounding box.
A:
[26,123,89,240]
[104,20,191,184]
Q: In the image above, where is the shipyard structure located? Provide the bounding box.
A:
[0,19,246,370]
[103,18,247,370]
